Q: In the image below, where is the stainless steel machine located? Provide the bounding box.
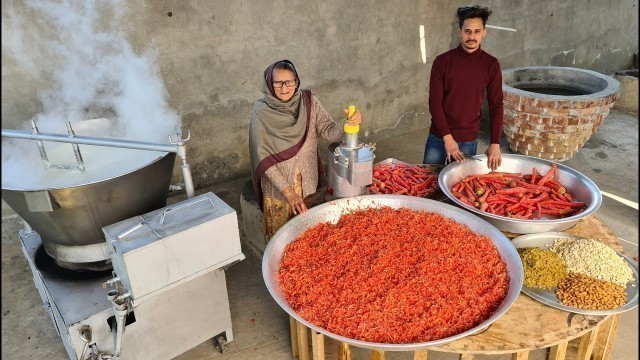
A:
[326,106,376,199]
[2,120,244,359]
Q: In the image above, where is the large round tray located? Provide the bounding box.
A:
[262,195,524,351]
[512,232,638,315]
[438,154,602,234]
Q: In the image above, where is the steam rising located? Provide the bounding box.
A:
[2,0,181,189]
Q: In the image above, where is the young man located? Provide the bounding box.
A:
[423,5,503,171]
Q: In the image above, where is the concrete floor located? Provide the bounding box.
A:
[1,109,638,360]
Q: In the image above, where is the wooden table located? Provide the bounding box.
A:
[288,215,625,360]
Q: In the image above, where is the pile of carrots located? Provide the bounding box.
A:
[278,207,509,343]
[450,164,586,220]
[369,163,439,197]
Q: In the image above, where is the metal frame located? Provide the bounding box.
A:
[2,121,195,198]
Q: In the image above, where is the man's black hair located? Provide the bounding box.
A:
[457,5,492,28]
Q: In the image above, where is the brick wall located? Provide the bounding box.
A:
[502,93,619,161]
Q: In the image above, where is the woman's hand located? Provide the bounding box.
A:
[283,188,307,214]
[344,108,362,126]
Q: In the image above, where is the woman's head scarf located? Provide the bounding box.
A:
[249,60,312,209]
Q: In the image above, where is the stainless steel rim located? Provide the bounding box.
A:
[438,154,602,225]
[262,195,524,350]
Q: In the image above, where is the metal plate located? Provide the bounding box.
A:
[512,232,639,315]
[263,195,523,351]
[438,154,602,234]
[373,158,446,200]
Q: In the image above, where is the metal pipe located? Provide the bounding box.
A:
[95,290,128,359]
[109,301,127,358]
[2,129,177,153]
[343,132,358,149]
[170,131,195,198]
[178,146,195,198]
[114,292,131,304]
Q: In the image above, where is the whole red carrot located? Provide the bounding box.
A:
[496,187,527,195]
[537,164,557,187]
[545,181,567,194]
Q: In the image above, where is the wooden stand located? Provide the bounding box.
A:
[288,215,625,360]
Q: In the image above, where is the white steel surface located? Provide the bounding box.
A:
[103,192,244,300]
[20,221,237,360]
[18,190,244,359]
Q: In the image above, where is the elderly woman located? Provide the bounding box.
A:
[249,59,361,240]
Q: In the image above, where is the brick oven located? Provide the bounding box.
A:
[502,66,621,161]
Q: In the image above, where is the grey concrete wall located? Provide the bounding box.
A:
[2,0,638,189]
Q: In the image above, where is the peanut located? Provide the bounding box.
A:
[556,273,627,310]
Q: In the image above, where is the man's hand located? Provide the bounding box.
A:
[443,134,464,163]
[485,144,502,171]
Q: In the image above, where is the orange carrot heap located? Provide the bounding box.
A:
[450,164,585,220]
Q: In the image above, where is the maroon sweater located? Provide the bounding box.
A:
[428,45,504,144]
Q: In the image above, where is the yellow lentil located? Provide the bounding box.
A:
[518,247,568,290]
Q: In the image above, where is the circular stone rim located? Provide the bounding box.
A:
[502,66,621,100]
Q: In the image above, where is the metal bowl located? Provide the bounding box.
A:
[2,118,176,270]
[438,154,602,234]
[262,195,523,351]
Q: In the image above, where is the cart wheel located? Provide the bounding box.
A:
[214,335,228,353]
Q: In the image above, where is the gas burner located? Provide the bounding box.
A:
[34,245,112,281]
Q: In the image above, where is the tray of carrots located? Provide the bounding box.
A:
[368,158,445,200]
[449,163,586,220]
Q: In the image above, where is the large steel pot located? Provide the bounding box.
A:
[2,119,176,271]
[438,154,602,234]
[263,195,523,351]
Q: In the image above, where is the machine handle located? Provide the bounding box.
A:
[343,105,359,134]
[116,218,145,240]
[347,105,356,117]
[115,197,213,239]
[159,196,215,224]
[115,216,161,240]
